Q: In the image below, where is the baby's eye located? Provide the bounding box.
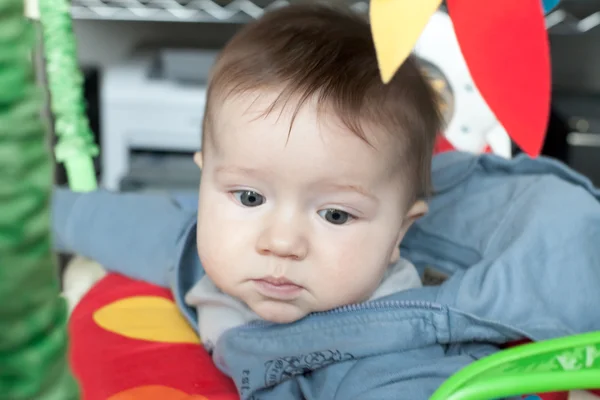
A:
[232,190,265,207]
[318,209,353,225]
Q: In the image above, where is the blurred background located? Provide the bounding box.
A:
[34,0,600,197]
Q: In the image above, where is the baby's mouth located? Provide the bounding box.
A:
[252,276,303,300]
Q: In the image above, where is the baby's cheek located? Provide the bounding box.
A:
[197,236,217,277]
[197,216,227,274]
[198,238,235,296]
[197,210,249,293]
[321,236,393,303]
[315,260,368,306]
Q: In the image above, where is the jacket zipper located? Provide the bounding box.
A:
[240,299,443,330]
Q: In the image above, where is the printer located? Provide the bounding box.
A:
[100,49,216,191]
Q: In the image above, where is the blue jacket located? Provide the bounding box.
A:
[52,152,600,399]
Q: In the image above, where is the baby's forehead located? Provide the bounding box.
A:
[213,89,308,123]
[205,91,410,191]
[208,89,401,152]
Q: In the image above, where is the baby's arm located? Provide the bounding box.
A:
[52,188,197,288]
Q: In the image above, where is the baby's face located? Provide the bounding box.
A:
[196,92,423,323]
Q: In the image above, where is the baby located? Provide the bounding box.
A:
[183,3,442,350]
[53,2,600,400]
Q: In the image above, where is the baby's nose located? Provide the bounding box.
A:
[256,221,308,260]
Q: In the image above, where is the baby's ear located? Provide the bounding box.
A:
[390,201,429,264]
[405,200,428,223]
[193,152,203,169]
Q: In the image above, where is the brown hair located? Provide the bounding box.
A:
[202,2,442,201]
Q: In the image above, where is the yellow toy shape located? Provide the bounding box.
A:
[370,0,442,83]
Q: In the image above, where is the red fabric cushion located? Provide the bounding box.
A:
[68,273,238,400]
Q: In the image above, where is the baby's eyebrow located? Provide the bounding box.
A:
[215,166,262,176]
[323,183,378,202]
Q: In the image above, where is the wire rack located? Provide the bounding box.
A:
[546,8,600,34]
[70,0,599,32]
[70,0,369,22]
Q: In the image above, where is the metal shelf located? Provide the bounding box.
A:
[546,0,600,35]
[70,0,599,32]
[71,0,368,23]
[546,9,600,35]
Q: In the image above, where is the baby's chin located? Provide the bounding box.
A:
[250,300,310,324]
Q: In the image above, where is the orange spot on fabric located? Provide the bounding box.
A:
[107,385,209,400]
[93,296,200,344]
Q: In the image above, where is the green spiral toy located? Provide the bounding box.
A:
[0,0,94,396]
[39,0,98,192]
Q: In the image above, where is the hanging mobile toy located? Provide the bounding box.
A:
[370,0,558,157]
